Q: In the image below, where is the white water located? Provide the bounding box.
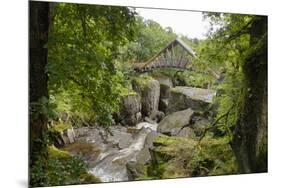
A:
[89,127,154,182]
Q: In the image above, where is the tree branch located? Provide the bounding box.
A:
[198,104,235,144]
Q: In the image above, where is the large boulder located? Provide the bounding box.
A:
[167,86,216,113]
[157,108,194,135]
[119,92,142,126]
[132,76,160,116]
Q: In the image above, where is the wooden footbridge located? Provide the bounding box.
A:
[133,38,198,73]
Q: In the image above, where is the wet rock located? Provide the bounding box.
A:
[106,126,133,149]
[89,128,154,182]
[157,108,194,134]
[144,117,156,124]
[119,93,142,126]
[132,77,160,116]
[167,86,216,113]
[136,122,158,132]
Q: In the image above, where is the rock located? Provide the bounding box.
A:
[154,76,173,99]
[136,122,158,132]
[59,127,76,145]
[74,127,90,137]
[154,76,173,113]
[144,130,158,148]
[126,161,147,180]
[132,77,160,116]
[89,128,154,182]
[119,93,142,126]
[167,86,216,113]
[177,127,196,139]
[149,110,165,123]
[154,76,173,88]
[66,128,75,143]
[106,126,133,149]
[144,117,156,124]
[190,116,211,136]
[157,108,194,134]
[159,99,169,113]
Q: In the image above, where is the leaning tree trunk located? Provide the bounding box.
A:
[231,16,268,173]
[29,1,49,164]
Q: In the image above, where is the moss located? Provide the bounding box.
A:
[48,145,70,159]
[30,145,101,187]
[140,134,238,180]
[80,172,101,183]
[132,75,154,90]
[50,122,72,133]
[170,87,182,93]
[120,88,138,97]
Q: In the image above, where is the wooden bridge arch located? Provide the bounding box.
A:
[133,38,197,73]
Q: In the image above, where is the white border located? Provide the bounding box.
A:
[0,0,280,188]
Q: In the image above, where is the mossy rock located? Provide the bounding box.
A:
[63,141,101,161]
[120,87,138,97]
[50,122,72,133]
[150,134,237,179]
[80,172,101,184]
[132,75,155,90]
[48,145,71,159]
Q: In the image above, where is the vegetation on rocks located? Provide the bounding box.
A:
[30,145,100,187]
[137,134,237,180]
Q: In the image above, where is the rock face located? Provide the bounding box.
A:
[119,93,142,126]
[132,77,160,116]
[154,76,173,113]
[157,108,194,135]
[167,86,216,113]
[57,127,76,146]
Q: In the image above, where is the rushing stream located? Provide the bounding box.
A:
[70,123,158,182]
[89,127,153,182]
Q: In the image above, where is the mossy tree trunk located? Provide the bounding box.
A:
[231,16,268,173]
[29,1,50,164]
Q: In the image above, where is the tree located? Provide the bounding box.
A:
[120,17,177,62]
[231,16,267,173]
[29,1,50,164]
[199,14,268,173]
[47,3,137,125]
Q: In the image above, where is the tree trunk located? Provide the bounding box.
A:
[29,1,49,164]
[231,16,268,173]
